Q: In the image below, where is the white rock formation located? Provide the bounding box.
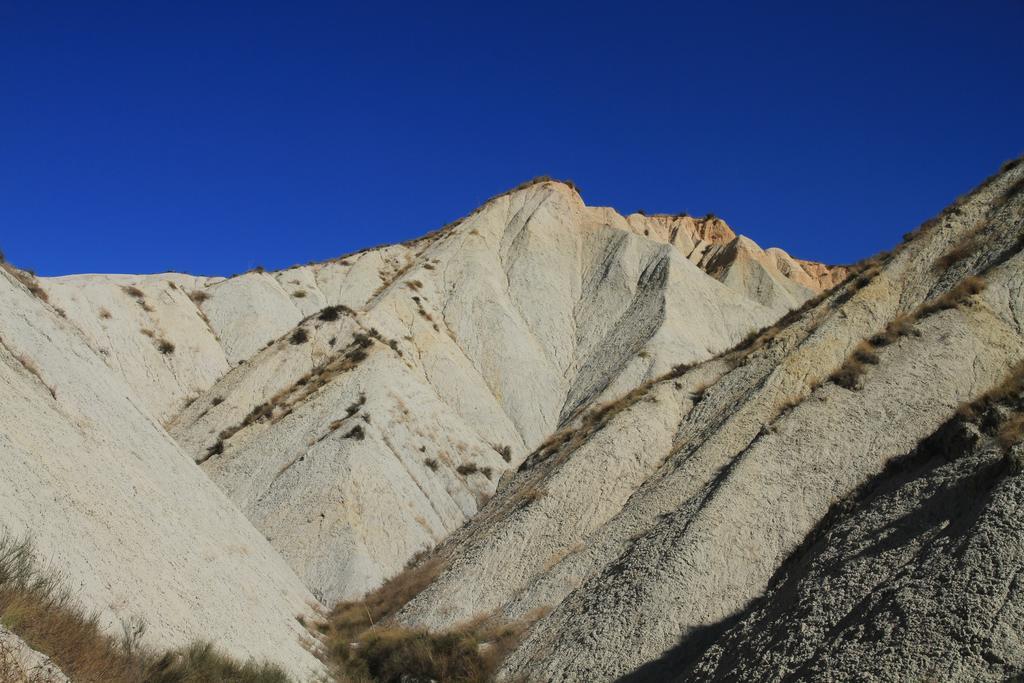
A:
[385,164,1024,682]
[0,266,323,679]
[1,176,850,677]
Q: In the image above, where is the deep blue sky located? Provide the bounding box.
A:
[2,2,1022,276]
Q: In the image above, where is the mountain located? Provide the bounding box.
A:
[5,160,1021,681]
[385,159,1024,681]
[37,180,840,609]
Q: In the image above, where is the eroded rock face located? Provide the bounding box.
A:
[11,170,969,679]
[0,269,322,679]
[37,182,833,607]
[682,421,1024,682]
[382,163,1024,682]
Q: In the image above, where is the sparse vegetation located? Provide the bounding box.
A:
[934,236,979,270]
[343,425,365,440]
[211,396,224,406]
[0,532,290,683]
[188,290,210,304]
[157,339,175,355]
[323,551,545,683]
[318,305,353,322]
[829,341,881,391]
[0,254,49,303]
[456,463,479,476]
[99,308,112,320]
[292,290,307,298]
[916,276,987,318]
[289,328,309,345]
[868,314,919,347]
[494,445,512,463]
[424,458,439,471]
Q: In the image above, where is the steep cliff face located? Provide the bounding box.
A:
[376,161,1024,682]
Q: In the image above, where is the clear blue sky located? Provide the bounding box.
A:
[2,1,1022,276]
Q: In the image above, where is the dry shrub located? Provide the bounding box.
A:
[326,548,543,683]
[512,486,545,507]
[188,290,210,304]
[292,290,307,298]
[318,305,353,322]
[99,308,112,320]
[0,261,49,303]
[493,445,512,463]
[12,354,55,400]
[289,328,309,345]
[0,534,288,683]
[343,425,365,441]
[156,339,175,355]
[827,339,882,391]
[868,314,919,347]
[456,463,478,476]
[998,413,1024,452]
[916,276,987,317]
[327,557,444,648]
[958,361,1024,421]
[851,341,879,365]
[338,617,531,683]
[121,285,145,299]
[424,458,439,471]
[934,236,978,270]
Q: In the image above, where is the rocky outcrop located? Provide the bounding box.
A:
[385,161,1024,681]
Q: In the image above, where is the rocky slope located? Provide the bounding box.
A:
[39,181,840,607]
[0,265,322,679]
[380,160,1024,681]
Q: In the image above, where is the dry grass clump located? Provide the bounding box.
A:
[12,354,56,400]
[998,414,1024,453]
[121,285,153,312]
[0,533,289,683]
[916,276,987,318]
[326,557,444,648]
[934,236,979,270]
[493,444,512,463]
[156,339,175,355]
[289,328,309,345]
[324,551,542,683]
[830,341,880,391]
[121,285,145,299]
[343,425,365,441]
[291,290,307,298]
[0,255,49,303]
[512,485,545,507]
[334,617,533,683]
[317,304,353,322]
[850,340,879,366]
[868,314,920,347]
[188,290,210,304]
[99,308,112,320]
[456,463,479,476]
[424,458,439,471]
[957,361,1024,421]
